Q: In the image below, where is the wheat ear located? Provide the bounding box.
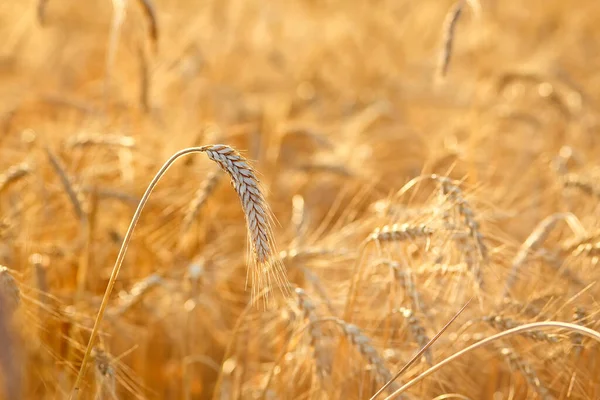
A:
[0,162,30,193]
[136,0,159,52]
[503,213,584,298]
[562,172,600,198]
[337,320,401,394]
[45,146,87,222]
[497,345,555,400]
[295,288,330,379]
[180,169,223,236]
[436,1,464,80]
[482,315,561,343]
[70,145,288,399]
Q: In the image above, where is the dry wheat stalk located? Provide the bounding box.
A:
[497,345,555,400]
[0,162,30,193]
[66,133,136,149]
[278,248,351,262]
[180,169,223,235]
[73,145,288,398]
[295,288,330,379]
[368,223,434,243]
[482,316,561,343]
[396,307,432,365]
[437,1,464,79]
[337,320,401,394]
[0,266,19,315]
[562,172,600,198]
[45,147,87,222]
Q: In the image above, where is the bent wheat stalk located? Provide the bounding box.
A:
[383,322,600,400]
[70,145,288,399]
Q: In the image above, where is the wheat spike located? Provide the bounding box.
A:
[397,307,432,365]
[435,176,487,261]
[437,1,465,80]
[0,162,30,193]
[180,169,223,235]
[337,320,401,394]
[202,144,288,298]
[368,223,434,243]
[295,288,330,379]
[498,345,555,400]
[107,274,163,318]
[562,172,600,198]
[45,146,87,222]
[483,315,561,343]
[136,0,159,52]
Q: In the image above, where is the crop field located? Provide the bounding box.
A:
[1,0,600,399]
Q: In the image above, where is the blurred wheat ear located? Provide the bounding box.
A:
[70,145,289,399]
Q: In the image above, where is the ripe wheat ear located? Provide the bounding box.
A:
[70,145,288,399]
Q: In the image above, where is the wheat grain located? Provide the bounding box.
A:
[497,345,555,400]
[180,169,223,236]
[571,307,587,358]
[0,162,30,193]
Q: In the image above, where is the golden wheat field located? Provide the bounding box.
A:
[1,0,600,399]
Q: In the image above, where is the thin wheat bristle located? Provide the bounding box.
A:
[436,1,465,80]
[66,133,136,149]
[337,320,401,393]
[0,162,30,193]
[201,144,288,299]
[278,248,351,262]
[180,169,223,235]
[368,223,434,243]
[397,307,432,365]
[0,266,20,314]
[482,315,562,343]
[498,345,555,400]
[295,288,330,379]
